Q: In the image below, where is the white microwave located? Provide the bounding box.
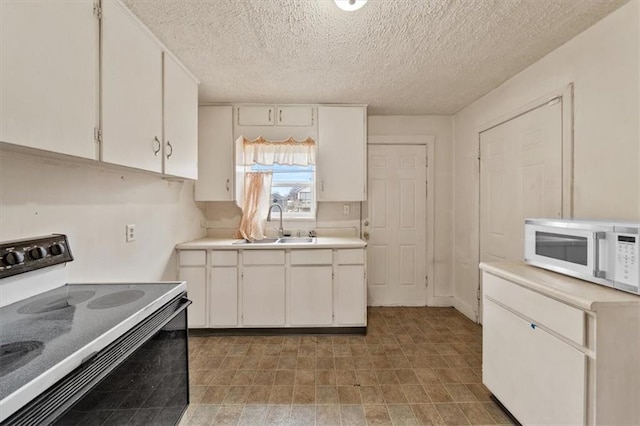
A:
[525,219,640,295]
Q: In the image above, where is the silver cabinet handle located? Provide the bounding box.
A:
[279,109,282,122]
[226,178,230,192]
[153,136,161,156]
[268,109,272,123]
[166,141,173,159]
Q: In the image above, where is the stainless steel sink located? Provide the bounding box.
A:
[232,238,280,245]
[277,237,315,244]
[232,237,316,245]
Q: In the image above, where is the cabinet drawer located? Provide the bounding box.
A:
[483,273,585,345]
[337,249,365,265]
[243,250,285,265]
[290,249,332,265]
[211,250,237,266]
[179,250,206,266]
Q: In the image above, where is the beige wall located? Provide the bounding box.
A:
[368,115,455,302]
[0,149,206,282]
[453,1,640,319]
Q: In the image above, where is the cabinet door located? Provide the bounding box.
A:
[179,267,207,328]
[483,298,586,425]
[242,266,285,326]
[317,106,367,201]
[163,53,198,179]
[335,265,366,325]
[0,0,97,159]
[195,106,234,201]
[276,106,314,127]
[290,266,333,326]
[101,0,163,173]
[237,105,274,126]
[210,267,238,327]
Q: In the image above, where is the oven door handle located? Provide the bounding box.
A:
[594,232,607,279]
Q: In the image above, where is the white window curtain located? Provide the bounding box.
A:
[235,136,316,241]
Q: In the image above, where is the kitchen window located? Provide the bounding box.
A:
[252,163,316,219]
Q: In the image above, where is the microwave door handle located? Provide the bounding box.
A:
[593,232,607,279]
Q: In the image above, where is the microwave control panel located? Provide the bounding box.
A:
[614,234,639,288]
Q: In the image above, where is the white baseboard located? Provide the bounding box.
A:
[429,296,454,307]
[453,297,478,322]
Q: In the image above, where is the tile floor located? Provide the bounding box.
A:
[180,307,515,425]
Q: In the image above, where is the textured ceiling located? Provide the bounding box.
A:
[122,0,628,114]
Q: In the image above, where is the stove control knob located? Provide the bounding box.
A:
[50,243,66,256]
[4,251,25,266]
[29,246,47,260]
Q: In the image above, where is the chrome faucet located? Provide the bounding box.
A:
[267,203,284,238]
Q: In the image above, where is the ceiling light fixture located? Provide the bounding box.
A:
[334,0,368,12]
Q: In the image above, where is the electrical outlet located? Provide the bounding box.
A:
[343,204,350,215]
[126,224,136,242]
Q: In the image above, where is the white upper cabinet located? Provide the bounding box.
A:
[237,105,275,126]
[317,106,367,201]
[163,53,198,179]
[0,0,98,159]
[236,105,314,127]
[101,0,163,173]
[196,106,234,201]
[277,106,314,127]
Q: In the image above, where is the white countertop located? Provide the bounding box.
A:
[480,261,640,311]
[176,237,367,250]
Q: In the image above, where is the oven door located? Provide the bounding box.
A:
[525,224,605,281]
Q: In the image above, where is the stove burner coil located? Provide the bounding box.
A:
[87,290,145,310]
[17,291,96,315]
[0,341,44,378]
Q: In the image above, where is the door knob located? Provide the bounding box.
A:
[363,231,369,240]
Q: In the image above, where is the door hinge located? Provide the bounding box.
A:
[93,2,102,19]
[94,127,102,144]
[477,148,481,161]
[332,272,335,279]
[425,276,428,288]
[241,272,244,279]
[425,181,428,198]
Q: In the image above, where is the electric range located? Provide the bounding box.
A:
[0,235,190,425]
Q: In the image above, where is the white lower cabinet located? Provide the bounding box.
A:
[178,267,206,328]
[482,264,640,425]
[242,266,286,326]
[335,265,366,325]
[177,246,367,329]
[484,298,585,425]
[210,267,238,326]
[290,266,333,325]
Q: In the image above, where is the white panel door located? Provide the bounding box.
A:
[242,266,285,326]
[0,0,97,159]
[196,106,234,201]
[179,267,206,328]
[210,267,238,327]
[480,100,562,263]
[163,53,198,179]
[101,0,163,173]
[366,145,427,306]
[483,298,586,425]
[290,266,333,325]
[335,265,366,325]
[317,106,366,201]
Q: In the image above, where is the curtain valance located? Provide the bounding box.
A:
[238,136,316,166]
